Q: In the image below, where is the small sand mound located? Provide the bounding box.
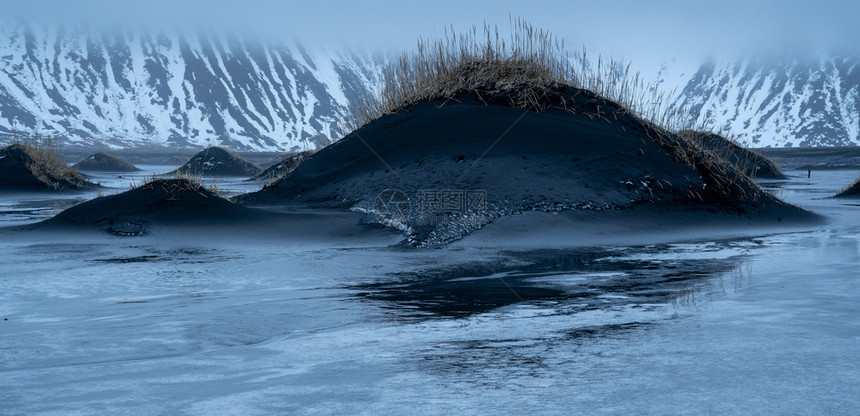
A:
[0,143,95,191]
[45,178,255,235]
[678,131,787,180]
[74,152,139,172]
[253,151,313,181]
[835,177,860,198]
[171,147,261,177]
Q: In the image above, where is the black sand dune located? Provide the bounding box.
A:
[169,147,261,177]
[835,178,860,198]
[240,90,811,246]
[42,179,257,235]
[73,152,139,172]
[32,178,401,243]
[252,151,313,181]
[678,131,787,179]
[0,143,95,192]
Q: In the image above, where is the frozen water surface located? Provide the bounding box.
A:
[1,169,859,414]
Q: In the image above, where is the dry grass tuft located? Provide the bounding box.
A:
[257,150,315,188]
[171,172,223,195]
[345,18,680,132]
[130,174,218,195]
[677,130,785,179]
[836,176,860,197]
[141,178,205,193]
[342,18,773,203]
[172,169,204,186]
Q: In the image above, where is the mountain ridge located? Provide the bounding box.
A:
[2,25,859,150]
[667,54,860,147]
[0,24,385,151]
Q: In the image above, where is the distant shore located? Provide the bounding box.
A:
[757,146,860,170]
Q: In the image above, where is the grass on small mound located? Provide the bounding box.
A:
[350,19,655,122]
[677,130,786,179]
[2,142,90,190]
[173,146,261,178]
[74,151,138,171]
[348,18,683,129]
[257,150,315,187]
[836,177,860,197]
[343,18,775,204]
[139,178,206,194]
[128,171,224,196]
[124,177,229,206]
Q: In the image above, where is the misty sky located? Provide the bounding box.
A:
[7,0,858,71]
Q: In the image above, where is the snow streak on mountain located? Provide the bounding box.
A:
[669,55,860,147]
[0,25,385,151]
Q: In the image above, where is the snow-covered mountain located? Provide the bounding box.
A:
[666,54,860,147]
[0,25,385,151]
[2,24,859,150]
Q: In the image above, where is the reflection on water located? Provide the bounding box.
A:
[353,242,753,321]
[352,243,761,387]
